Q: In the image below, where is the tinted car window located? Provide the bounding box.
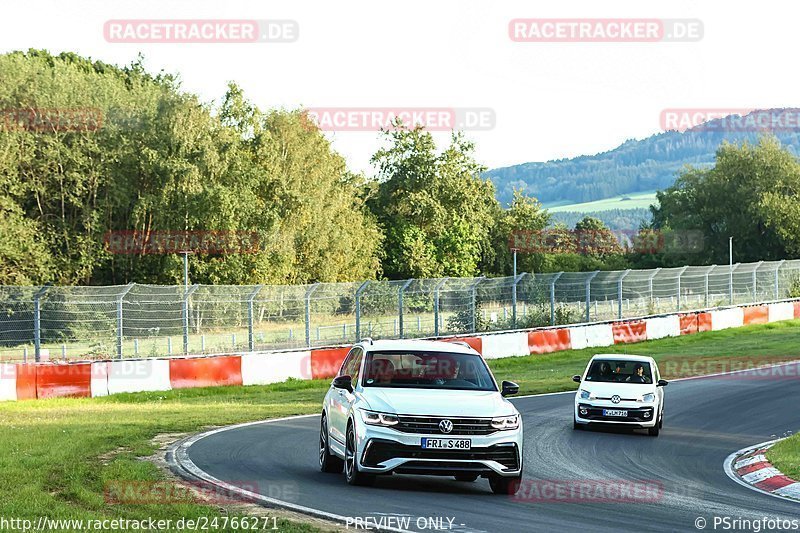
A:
[585,360,653,384]
[362,350,496,391]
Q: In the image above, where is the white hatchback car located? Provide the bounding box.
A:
[319,339,524,494]
[572,354,668,436]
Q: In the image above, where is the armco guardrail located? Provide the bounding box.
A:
[0,299,797,402]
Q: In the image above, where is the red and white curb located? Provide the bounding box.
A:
[724,438,800,502]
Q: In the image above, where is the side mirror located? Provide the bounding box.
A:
[572,375,581,383]
[332,375,353,393]
[657,379,669,387]
[501,380,519,397]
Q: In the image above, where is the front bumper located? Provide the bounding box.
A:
[574,401,658,428]
[353,419,523,477]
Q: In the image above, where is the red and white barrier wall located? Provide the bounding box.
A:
[1,299,799,401]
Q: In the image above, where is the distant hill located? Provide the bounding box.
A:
[486,108,800,206]
[549,209,651,231]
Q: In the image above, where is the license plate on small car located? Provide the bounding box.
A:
[602,409,628,417]
[421,438,471,450]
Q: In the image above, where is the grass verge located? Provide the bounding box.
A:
[767,434,800,481]
[2,319,800,530]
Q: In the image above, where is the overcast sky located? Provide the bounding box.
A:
[1,0,794,175]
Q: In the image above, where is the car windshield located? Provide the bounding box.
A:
[584,359,653,384]
[362,350,497,391]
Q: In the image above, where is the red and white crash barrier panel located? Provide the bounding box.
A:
[480,331,529,359]
[1,299,798,402]
[768,302,795,322]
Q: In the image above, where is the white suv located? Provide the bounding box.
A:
[319,339,524,494]
[572,354,668,436]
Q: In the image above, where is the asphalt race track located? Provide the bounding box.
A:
[183,366,800,532]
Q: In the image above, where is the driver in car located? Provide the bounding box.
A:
[625,363,649,383]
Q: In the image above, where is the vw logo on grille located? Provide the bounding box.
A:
[439,419,454,434]
[611,395,621,404]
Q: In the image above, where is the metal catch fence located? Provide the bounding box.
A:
[1,259,799,361]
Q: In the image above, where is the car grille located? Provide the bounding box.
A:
[363,440,519,470]
[578,403,655,422]
[595,397,638,402]
[394,415,497,435]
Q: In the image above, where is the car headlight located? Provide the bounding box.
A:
[360,410,399,426]
[491,415,520,430]
[579,389,591,400]
[641,393,655,403]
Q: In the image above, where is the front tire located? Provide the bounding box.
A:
[345,423,375,486]
[319,415,344,473]
[573,414,583,430]
[489,475,522,495]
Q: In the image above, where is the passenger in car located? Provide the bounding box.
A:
[625,364,648,384]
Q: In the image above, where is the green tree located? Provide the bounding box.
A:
[485,189,550,275]
[650,136,796,264]
[369,124,498,279]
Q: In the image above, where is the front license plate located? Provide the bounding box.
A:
[602,409,628,417]
[421,438,471,450]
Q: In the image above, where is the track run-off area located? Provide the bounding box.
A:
[174,363,800,533]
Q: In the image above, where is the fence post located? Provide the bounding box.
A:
[511,273,527,329]
[470,277,486,333]
[550,272,563,325]
[585,271,600,322]
[116,283,135,359]
[305,283,321,348]
[647,268,662,305]
[775,260,786,299]
[433,278,449,337]
[354,281,370,341]
[729,263,741,305]
[398,279,413,338]
[247,285,264,352]
[675,267,688,311]
[751,261,763,302]
[704,265,714,308]
[33,285,50,362]
[183,284,199,354]
[617,269,631,319]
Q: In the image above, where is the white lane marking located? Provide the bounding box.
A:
[742,467,782,484]
[735,454,767,470]
[723,438,800,504]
